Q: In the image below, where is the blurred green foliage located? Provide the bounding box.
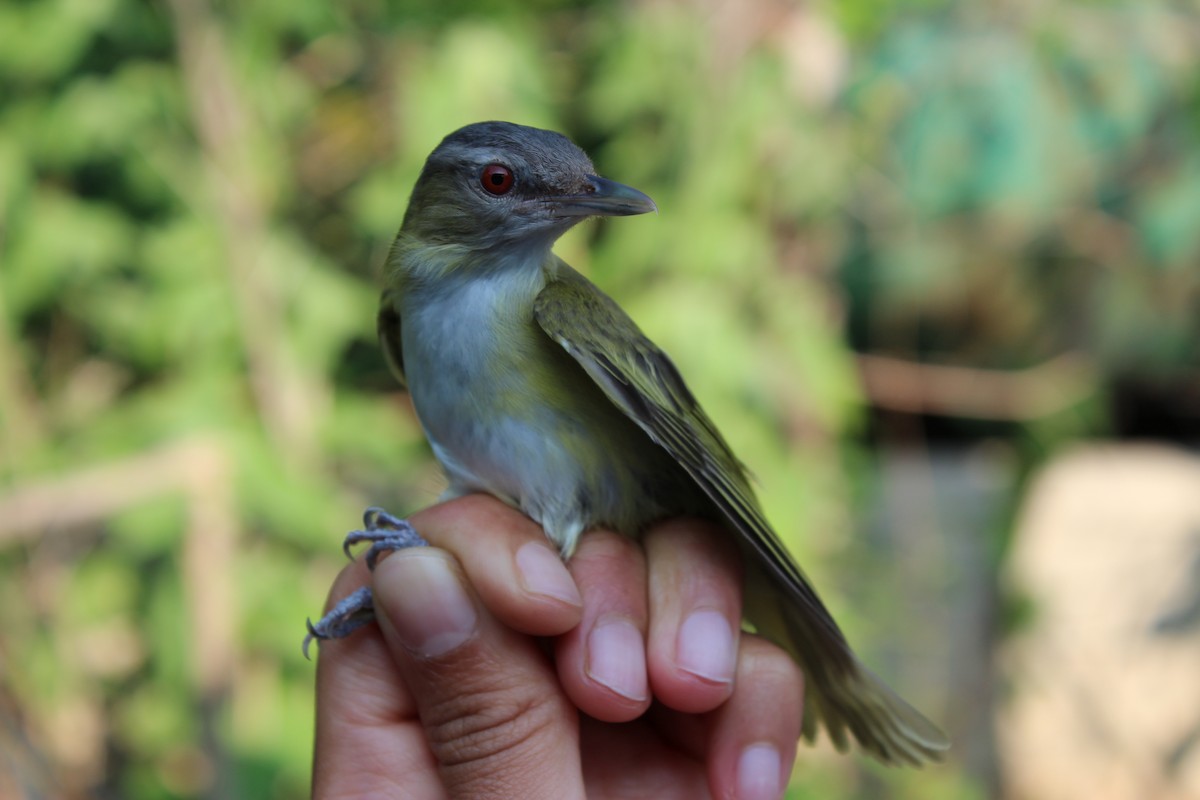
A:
[1,0,1198,797]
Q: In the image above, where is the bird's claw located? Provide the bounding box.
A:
[304,507,429,657]
[363,506,408,531]
[341,510,428,569]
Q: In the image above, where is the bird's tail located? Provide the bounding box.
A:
[745,567,950,766]
[793,645,951,766]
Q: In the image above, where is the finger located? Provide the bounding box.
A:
[578,715,710,800]
[707,635,803,800]
[406,495,582,637]
[372,547,585,799]
[644,517,742,713]
[554,530,651,722]
[312,560,442,798]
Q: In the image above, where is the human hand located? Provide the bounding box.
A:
[312,494,803,799]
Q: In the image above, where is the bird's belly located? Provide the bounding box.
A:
[414,367,695,558]
[412,376,626,552]
[402,334,641,551]
[418,389,577,502]
[399,280,686,552]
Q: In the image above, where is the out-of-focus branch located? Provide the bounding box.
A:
[165,0,321,467]
[857,352,1098,421]
[0,441,207,540]
[0,436,238,799]
[0,439,237,688]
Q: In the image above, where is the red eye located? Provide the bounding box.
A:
[480,164,514,195]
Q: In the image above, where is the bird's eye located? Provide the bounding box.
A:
[480,164,515,195]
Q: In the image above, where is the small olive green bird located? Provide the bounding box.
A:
[308,121,948,766]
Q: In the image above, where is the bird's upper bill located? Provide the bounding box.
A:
[546,175,657,218]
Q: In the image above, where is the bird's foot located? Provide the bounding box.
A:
[342,506,429,569]
[303,587,375,659]
[303,507,429,658]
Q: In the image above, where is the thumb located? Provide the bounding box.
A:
[373,548,584,800]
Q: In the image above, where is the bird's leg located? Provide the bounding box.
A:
[303,507,429,658]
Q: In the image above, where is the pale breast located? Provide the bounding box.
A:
[399,271,639,551]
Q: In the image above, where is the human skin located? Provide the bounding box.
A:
[311,494,804,800]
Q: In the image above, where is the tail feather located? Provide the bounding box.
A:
[829,663,949,764]
[784,609,950,766]
[746,569,950,766]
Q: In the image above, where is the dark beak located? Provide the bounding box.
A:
[550,175,658,217]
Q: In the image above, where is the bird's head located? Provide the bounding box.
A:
[398,121,657,252]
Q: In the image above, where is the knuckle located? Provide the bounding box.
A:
[646,516,728,553]
[643,520,743,590]
[571,530,644,576]
[420,659,565,775]
[740,635,804,688]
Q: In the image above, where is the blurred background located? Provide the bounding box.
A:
[2,0,1199,797]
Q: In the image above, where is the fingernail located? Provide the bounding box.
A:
[676,608,735,683]
[515,542,582,606]
[586,618,648,702]
[375,553,478,658]
[736,743,782,800]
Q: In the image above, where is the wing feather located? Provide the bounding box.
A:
[534,267,950,765]
[533,265,854,668]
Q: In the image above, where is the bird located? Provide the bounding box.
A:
[307,120,949,766]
